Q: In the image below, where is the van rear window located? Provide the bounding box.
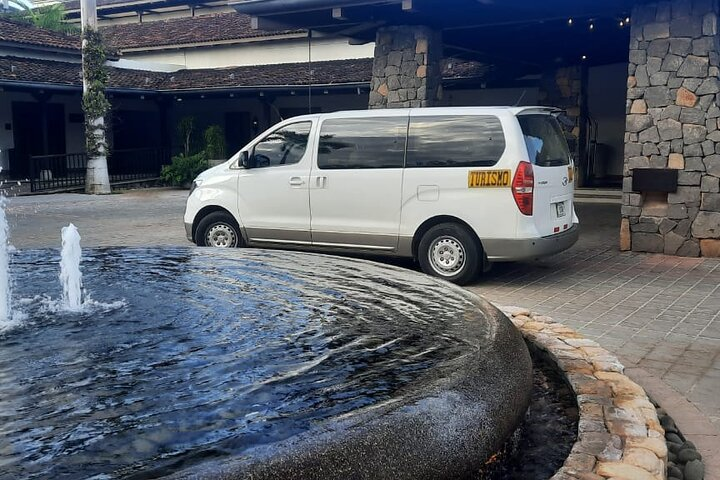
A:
[518,114,571,167]
[406,115,505,168]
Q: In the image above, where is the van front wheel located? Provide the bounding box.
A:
[418,223,481,285]
[196,212,241,248]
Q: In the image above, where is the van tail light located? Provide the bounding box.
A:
[512,161,534,216]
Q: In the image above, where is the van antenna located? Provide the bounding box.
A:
[514,89,527,106]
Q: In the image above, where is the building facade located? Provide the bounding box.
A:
[235,0,720,257]
[1,0,718,256]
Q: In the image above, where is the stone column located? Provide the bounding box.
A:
[539,66,584,172]
[368,25,443,109]
[622,0,720,257]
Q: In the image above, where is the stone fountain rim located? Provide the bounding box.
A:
[499,305,669,480]
[164,287,533,480]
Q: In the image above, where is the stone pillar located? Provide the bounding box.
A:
[623,0,720,257]
[368,25,443,109]
[539,67,584,171]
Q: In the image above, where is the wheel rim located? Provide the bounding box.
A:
[206,223,237,248]
[428,235,466,277]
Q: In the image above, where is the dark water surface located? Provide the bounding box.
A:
[0,248,489,479]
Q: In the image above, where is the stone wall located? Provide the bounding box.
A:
[368,25,443,109]
[539,66,583,164]
[622,0,720,257]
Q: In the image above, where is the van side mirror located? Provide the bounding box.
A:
[239,151,252,169]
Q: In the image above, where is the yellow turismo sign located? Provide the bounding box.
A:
[468,170,512,188]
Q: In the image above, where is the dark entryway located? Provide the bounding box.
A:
[225,111,253,157]
[10,101,66,179]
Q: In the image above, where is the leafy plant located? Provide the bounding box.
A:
[177,116,196,156]
[204,125,226,160]
[82,27,110,158]
[18,4,78,34]
[160,151,208,186]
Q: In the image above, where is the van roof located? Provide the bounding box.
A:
[286,106,559,123]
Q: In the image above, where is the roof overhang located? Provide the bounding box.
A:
[233,0,639,68]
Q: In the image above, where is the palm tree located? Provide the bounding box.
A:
[19,3,78,34]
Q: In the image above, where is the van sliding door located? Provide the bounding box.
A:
[309,114,409,250]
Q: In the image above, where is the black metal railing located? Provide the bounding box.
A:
[29,152,87,192]
[29,148,169,192]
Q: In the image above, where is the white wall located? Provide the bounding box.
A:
[123,36,375,69]
[0,48,80,63]
[588,63,627,178]
[92,5,236,26]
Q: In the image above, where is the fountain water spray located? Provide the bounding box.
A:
[0,195,11,326]
[60,224,83,311]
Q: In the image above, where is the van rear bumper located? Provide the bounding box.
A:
[483,224,579,261]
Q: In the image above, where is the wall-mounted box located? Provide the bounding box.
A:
[632,168,678,193]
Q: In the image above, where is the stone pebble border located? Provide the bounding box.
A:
[655,406,705,480]
[499,305,670,480]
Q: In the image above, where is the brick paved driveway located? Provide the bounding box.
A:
[468,203,720,426]
[5,190,720,426]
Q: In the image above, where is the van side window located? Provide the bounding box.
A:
[252,121,312,168]
[406,115,505,168]
[317,117,407,169]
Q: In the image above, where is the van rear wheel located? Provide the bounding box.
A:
[418,223,481,285]
[196,212,241,248]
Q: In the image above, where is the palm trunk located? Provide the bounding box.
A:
[81,0,111,194]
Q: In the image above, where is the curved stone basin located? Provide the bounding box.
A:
[0,248,531,479]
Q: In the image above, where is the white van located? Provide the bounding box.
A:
[184,106,579,284]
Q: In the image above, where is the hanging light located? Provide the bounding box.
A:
[567,18,573,25]
[625,16,631,23]
[619,20,625,27]
[589,22,594,30]
[582,55,587,60]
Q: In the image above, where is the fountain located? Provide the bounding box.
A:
[0,196,540,479]
[0,195,11,325]
[59,223,84,311]
[0,246,534,479]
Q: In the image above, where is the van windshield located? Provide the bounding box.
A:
[518,114,571,167]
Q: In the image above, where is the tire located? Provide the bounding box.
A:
[195,212,242,248]
[417,223,481,285]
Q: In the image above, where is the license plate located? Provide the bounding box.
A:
[555,202,566,217]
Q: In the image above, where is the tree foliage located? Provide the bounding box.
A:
[204,125,226,160]
[82,27,110,158]
[160,152,208,186]
[16,3,78,34]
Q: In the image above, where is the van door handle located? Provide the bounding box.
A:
[289,177,305,187]
[315,176,328,188]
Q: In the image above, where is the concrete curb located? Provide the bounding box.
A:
[499,305,668,480]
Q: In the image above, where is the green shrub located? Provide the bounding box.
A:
[161,151,208,187]
[204,125,226,160]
